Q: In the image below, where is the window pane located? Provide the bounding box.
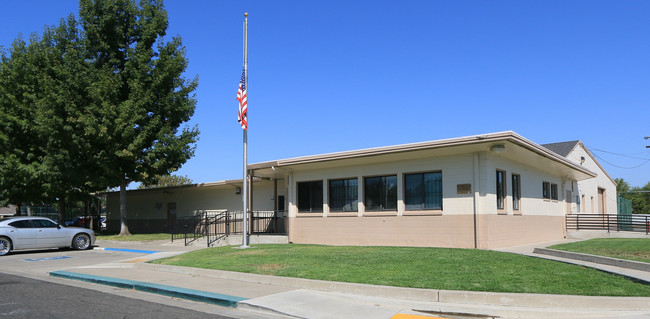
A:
[364,177,381,211]
[329,178,358,212]
[365,176,397,211]
[404,174,422,210]
[551,184,558,200]
[298,181,322,212]
[405,172,442,210]
[496,171,505,210]
[384,176,397,210]
[33,219,58,228]
[512,174,520,210]
[9,220,31,228]
[423,172,442,209]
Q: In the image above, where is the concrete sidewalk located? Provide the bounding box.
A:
[48,239,650,319]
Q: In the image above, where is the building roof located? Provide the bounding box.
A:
[250,131,598,181]
[543,140,615,185]
[541,141,580,157]
[0,205,16,216]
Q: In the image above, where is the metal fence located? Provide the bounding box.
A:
[170,210,286,246]
[566,214,650,234]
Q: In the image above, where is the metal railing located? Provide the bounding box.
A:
[566,214,650,234]
[171,210,286,246]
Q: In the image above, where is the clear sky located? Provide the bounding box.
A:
[2,0,649,188]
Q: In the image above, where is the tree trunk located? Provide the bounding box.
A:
[15,203,21,216]
[118,178,131,236]
[58,199,66,224]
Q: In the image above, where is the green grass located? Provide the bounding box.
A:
[95,232,171,241]
[151,244,650,296]
[549,238,650,264]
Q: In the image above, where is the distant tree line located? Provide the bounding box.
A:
[616,178,650,214]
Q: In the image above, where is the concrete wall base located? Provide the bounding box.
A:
[567,230,650,240]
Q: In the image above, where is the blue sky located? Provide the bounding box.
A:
[2,0,649,188]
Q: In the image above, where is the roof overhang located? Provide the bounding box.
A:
[250,131,597,181]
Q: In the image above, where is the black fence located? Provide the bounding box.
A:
[566,214,650,234]
[169,210,286,246]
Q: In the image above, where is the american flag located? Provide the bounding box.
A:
[237,68,248,130]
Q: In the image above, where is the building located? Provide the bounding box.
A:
[106,131,616,249]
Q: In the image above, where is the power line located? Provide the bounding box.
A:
[590,148,650,160]
[592,152,650,169]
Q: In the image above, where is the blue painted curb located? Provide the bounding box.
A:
[102,248,161,254]
[49,271,247,308]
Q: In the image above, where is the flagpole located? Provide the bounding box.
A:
[240,12,250,249]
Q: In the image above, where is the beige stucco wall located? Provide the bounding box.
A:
[106,180,285,232]
[286,151,571,248]
[288,215,476,248]
[287,214,564,249]
[565,145,617,214]
[478,215,565,249]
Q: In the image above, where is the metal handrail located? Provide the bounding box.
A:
[566,214,649,234]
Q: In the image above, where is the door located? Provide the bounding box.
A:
[598,188,606,214]
[167,203,177,227]
[7,220,37,249]
[34,219,68,248]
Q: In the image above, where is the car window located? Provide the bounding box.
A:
[31,219,59,228]
[8,220,32,228]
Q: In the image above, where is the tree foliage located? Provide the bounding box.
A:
[0,0,198,233]
[617,179,650,214]
[137,174,193,189]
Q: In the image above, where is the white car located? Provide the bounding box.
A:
[0,217,96,256]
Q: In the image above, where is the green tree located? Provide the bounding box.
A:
[0,35,50,210]
[0,17,103,221]
[79,0,198,235]
[138,174,193,189]
[617,179,650,214]
[615,178,631,194]
[0,0,198,232]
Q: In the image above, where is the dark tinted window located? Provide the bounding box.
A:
[8,220,31,228]
[297,181,323,212]
[31,219,58,228]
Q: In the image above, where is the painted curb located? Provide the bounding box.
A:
[137,263,650,310]
[49,270,247,308]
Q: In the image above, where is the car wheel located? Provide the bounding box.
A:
[72,233,91,250]
[0,237,11,256]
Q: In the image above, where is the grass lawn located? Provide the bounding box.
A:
[151,244,650,296]
[95,232,171,241]
[549,238,650,264]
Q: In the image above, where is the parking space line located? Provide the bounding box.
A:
[24,256,73,262]
[97,248,161,254]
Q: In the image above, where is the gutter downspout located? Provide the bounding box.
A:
[473,152,480,249]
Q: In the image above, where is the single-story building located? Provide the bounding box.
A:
[106,131,616,249]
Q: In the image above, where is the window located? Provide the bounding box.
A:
[496,170,506,210]
[329,178,358,212]
[9,220,31,228]
[364,175,397,211]
[31,219,58,228]
[512,174,521,211]
[543,182,558,200]
[550,184,558,200]
[297,181,323,212]
[404,172,442,210]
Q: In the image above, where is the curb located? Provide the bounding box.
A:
[49,270,247,308]
[138,263,650,310]
[534,248,650,273]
